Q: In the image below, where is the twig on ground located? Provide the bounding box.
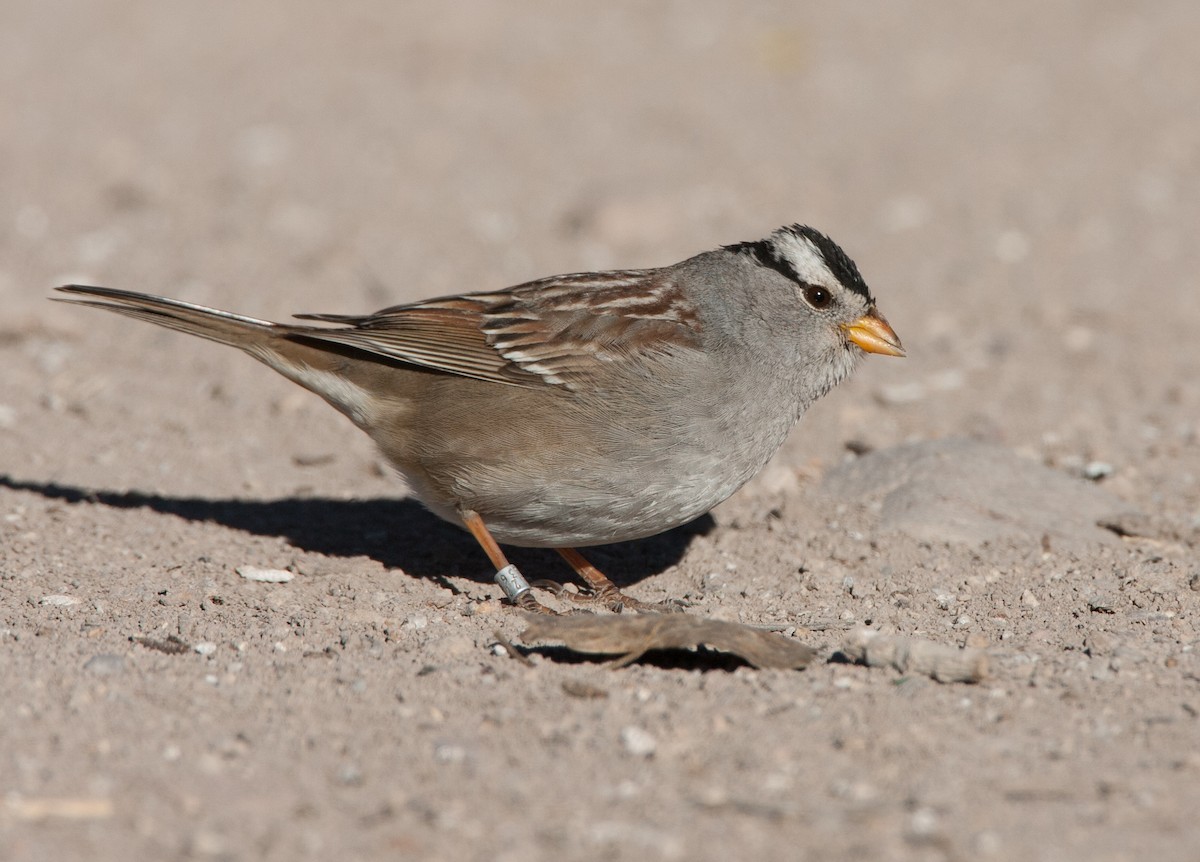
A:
[840,628,988,683]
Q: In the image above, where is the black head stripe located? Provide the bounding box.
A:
[727,224,874,303]
[726,238,802,284]
[789,225,872,301]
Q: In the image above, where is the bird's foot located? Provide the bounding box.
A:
[494,563,561,614]
[512,589,561,615]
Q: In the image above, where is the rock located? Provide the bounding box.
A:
[822,439,1137,550]
[84,654,126,675]
[235,566,294,583]
[619,726,657,758]
[402,614,429,631]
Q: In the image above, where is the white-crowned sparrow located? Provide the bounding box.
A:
[56,224,903,612]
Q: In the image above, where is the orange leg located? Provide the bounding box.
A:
[555,547,683,614]
[460,509,554,614]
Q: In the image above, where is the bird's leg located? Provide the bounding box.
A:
[460,509,555,614]
[552,547,684,614]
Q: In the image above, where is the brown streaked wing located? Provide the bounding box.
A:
[290,301,530,386]
[480,269,703,389]
[287,268,703,391]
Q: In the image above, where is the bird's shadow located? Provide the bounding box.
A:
[0,474,713,587]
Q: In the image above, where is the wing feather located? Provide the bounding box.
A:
[288,269,703,390]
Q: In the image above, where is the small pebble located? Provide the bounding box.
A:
[433,742,468,764]
[1083,461,1114,481]
[910,806,940,836]
[235,566,294,583]
[694,784,730,807]
[337,764,364,785]
[929,369,966,392]
[620,726,657,758]
[1020,589,1040,608]
[83,654,126,675]
[702,572,730,592]
[193,642,218,656]
[40,595,81,607]
[876,382,927,405]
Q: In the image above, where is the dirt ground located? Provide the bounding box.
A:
[3,2,1199,860]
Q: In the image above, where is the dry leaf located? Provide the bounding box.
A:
[520,613,816,669]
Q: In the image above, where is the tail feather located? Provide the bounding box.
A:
[53,285,276,349]
[53,284,387,428]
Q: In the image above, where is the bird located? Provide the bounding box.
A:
[54,224,904,613]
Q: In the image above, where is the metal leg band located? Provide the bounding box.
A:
[494,564,532,602]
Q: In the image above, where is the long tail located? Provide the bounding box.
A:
[53,285,278,349]
[53,285,379,426]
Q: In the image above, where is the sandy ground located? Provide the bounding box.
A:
[3,2,1200,860]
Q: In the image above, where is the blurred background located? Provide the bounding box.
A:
[3,4,1200,859]
[2,0,1197,511]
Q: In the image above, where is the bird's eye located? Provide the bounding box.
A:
[803,284,832,309]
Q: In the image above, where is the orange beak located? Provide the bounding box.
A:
[841,307,905,357]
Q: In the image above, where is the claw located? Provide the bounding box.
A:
[566,585,683,615]
[514,590,560,615]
